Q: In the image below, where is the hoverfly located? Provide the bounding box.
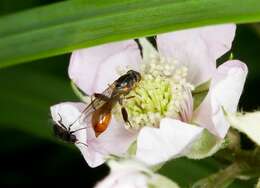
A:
[53,70,141,142]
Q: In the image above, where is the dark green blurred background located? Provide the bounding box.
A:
[0,0,259,186]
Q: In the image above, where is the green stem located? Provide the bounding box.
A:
[193,129,260,188]
[192,162,242,188]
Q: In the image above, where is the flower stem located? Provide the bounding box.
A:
[192,162,242,188]
[192,129,260,188]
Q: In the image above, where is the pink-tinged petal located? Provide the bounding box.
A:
[96,171,147,188]
[95,160,179,188]
[50,102,86,131]
[50,102,99,167]
[68,40,141,95]
[136,118,203,165]
[200,24,236,60]
[193,60,248,138]
[94,117,137,156]
[157,24,236,86]
[211,60,248,113]
[51,102,134,167]
[78,117,137,168]
[179,88,194,123]
[95,160,150,188]
[95,167,147,188]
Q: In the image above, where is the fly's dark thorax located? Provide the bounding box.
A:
[114,72,140,96]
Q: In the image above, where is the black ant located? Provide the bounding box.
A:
[53,113,88,147]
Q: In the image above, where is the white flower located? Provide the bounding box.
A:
[95,158,179,188]
[51,24,248,167]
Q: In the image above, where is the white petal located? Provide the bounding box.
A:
[50,102,100,167]
[136,118,203,165]
[95,170,148,188]
[157,24,236,86]
[78,116,137,168]
[201,24,236,60]
[227,112,260,145]
[50,103,135,168]
[95,117,137,156]
[95,160,150,188]
[50,102,86,131]
[69,40,141,95]
[210,60,248,113]
[193,60,248,138]
[95,159,179,188]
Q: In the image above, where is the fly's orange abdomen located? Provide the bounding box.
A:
[92,105,112,137]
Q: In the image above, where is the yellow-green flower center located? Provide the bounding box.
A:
[115,54,194,130]
[125,75,173,128]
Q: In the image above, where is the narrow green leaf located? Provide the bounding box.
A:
[0,0,260,68]
[0,55,76,140]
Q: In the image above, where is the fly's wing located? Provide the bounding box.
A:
[67,83,116,128]
[81,83,116,119]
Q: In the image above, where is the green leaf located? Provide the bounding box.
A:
[0,55,76,140]
[1,0,260,68]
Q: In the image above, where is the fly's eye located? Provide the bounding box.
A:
[127,70,134,74]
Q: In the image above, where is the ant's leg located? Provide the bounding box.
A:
[57,113,67,130]
[94,93,111,102]
[121,107,132,127]
[71,126,91,134]
[75,141,88,148]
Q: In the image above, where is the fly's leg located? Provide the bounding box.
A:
[119,98,132,127]
[94,93,111,102]
[121,107,132,127]
[125,96,135,100]
[90,95,97,110]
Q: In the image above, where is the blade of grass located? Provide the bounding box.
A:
[0,0,260,68]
